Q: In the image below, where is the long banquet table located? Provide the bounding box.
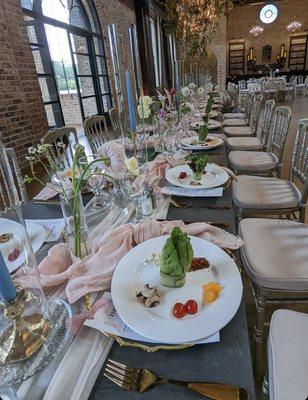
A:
[88,143,256,399]
[16,140,256,399]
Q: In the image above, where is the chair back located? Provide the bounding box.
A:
[41,126,79,169]
[84,115,110,153]
[108,108,123,138]
[259,99,275,145]
[297,75,304,84]
[244,92,254,119]
[290,119,308,220]
[0,148,28,211]
[249,94,263,132]
[268,105,292,167]
[239,80,246,91]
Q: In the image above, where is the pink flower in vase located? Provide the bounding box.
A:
[158,108,166,121]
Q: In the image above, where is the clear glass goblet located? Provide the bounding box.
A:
[79,155,111,212]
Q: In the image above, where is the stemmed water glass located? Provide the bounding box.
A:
[79,155,111,212]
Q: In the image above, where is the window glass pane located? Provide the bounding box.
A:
[21,0,33,10]
[99,76,109,95]
[24,18,38,44]
[38,77,59,102]
[45,104,56,126]
[82,96,98,117]
[53,61,77,92]
[102,95,111,112]
[93,37,104,56]
[78,77,95,97]
[69,5,87,29]
[96,57,107,75]
[81,0,98,33]
[42,0,70,24]
[74,54,92,75]
[70,34,88,54]
[32,50,45,74]
[42,0,86,29]
[150,18,159,87]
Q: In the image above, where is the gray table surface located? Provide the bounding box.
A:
[88,144,256,400]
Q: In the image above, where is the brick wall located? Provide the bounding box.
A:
[0,0,48,168]
[227,0,308,75]
[0,0,137,168]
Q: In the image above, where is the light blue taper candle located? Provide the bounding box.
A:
[125,70,137,132]
[0,251,17,303]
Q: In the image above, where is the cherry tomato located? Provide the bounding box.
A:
[185,300,198,315]
[173,302,186,319]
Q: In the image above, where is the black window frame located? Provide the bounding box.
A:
[21,0,112,127]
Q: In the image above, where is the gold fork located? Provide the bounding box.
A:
[103,359,249,400]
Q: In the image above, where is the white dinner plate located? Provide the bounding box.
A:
[0,218,46,273]
[193,110,219,119]
[180,135,224,151]
[165,164,229,190]
[190,120,222,131]
[111,235,243,343]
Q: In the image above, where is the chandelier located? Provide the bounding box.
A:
[165,0,233,55]
[287,20,302,32]
[250,25,264,37]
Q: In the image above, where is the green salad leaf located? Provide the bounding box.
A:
[160,227,194,287]
[198,123,208,144]
[205,95,214,115]
[185,153,209,180]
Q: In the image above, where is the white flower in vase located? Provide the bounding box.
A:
[197,86,205,96]
[125,156,139,176]
[188,83,197,92]
[181,86,191,98]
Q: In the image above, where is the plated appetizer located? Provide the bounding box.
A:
[160,227,194,288]
[185,154,209,180]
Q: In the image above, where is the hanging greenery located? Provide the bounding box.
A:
[164,0,234,57]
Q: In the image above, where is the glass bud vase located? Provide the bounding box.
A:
[0,135,72,387]
[60,192,89,259]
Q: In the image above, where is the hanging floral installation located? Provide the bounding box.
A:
[164,0,234,57]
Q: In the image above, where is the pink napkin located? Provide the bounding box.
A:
[14,220,243,304]
[97,141,125,174]
[33,178,72,201]
[134,153,185,189]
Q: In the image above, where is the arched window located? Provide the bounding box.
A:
[21,0,112,127]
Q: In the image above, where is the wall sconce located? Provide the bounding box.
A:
[250,25,264,37]
[287,19,302,32]
[247,47,256,71]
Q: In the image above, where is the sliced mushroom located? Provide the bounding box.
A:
[136,284,161,308]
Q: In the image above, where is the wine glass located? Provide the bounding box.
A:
[79,155,111,212]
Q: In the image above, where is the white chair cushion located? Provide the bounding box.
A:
[239,219,308,290]
[229,151,278,172]
[264,89,277,94]
[226,137,263,151]
[223,119,248,127]
[232,175,302,210]
[223,112,245,119]
[297,84,306,89]
[268,310,308,400]
[223,126,254,137]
